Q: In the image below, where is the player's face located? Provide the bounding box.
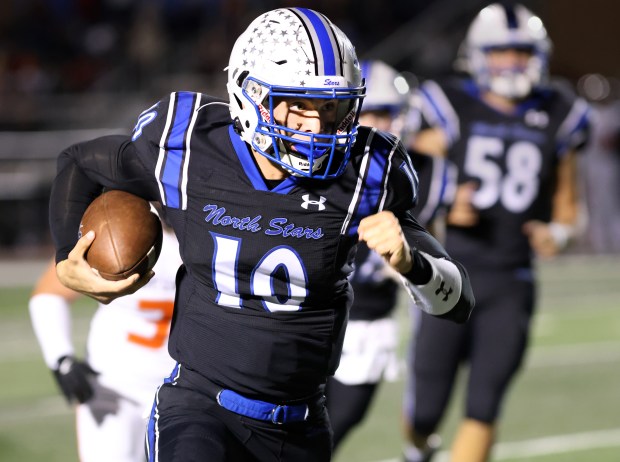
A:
[272,97,338,145]
[485,47,533,76]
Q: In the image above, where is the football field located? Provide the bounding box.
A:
[1,255,619,462]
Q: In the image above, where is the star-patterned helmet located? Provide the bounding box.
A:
[227,8,365,179]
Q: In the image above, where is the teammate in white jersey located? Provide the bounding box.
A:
[29,225,180,462]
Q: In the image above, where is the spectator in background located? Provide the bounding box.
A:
[577,74,620,253]
[403,4,589,462]
[29,223,180,462]
[325,60,453,451]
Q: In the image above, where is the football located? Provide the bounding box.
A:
[79,190,163,281]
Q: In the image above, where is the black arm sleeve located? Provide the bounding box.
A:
[49,135,159,263]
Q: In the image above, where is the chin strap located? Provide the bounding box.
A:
[277,140,329,176]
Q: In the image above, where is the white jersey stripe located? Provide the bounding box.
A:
[378,142,398,212]
[556,97,589,155]
[416,157,447,226]
[341,130,375,235]
[420,80,461,145]
[155,93,177,207]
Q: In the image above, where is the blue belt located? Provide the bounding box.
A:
[216,389,309,424]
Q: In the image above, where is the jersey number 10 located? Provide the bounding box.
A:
[211,232,309,312]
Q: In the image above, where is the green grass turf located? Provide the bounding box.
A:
[1,255,619,462]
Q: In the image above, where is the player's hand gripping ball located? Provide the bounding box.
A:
[79,190,163,281]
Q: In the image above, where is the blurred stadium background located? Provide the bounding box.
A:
[1,1,619,461]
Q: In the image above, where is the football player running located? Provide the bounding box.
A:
[403,4,589,462]
[29,224,180,462]
[48,8,474,462]
[325,59,453,451]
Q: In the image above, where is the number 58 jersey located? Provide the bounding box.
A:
[415,77,589,268]
[129,92,423,400]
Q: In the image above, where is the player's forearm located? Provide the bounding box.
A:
[50,143,104,263]
[50,135,151,262]
[400,250,474,323]
[399,225,474,323]
[28,294,74,368]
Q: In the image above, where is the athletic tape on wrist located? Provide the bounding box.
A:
[28,294,75,368]
[548,222,575,250]
[400,251,462,316]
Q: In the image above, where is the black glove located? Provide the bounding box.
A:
[52,355,98,404]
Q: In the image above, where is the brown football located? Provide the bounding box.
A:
[80,190,163,281]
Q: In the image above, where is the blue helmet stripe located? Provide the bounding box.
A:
[360,60,371,80]
[291,8,338,76]
[503,5,519,29]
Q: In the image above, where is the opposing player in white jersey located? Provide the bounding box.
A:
[29,223,180,462]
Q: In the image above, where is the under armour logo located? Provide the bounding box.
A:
[524,109,549,128]
[435,280,453,301]
[301,194,326,211]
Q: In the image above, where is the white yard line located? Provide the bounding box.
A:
[0,397,70,427]
[375,427,620,462]
[526,341,620,368]
[491,428,620,459]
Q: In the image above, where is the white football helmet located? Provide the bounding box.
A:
[227,8,365,179]
[360,60,410,136]
[464,3,551,99]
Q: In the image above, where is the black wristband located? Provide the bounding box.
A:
[401,249,433,285]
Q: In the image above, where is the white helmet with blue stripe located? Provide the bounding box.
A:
[227,8,365,179]
[360,60,410,114]
[360,60,411,137]
[465,3,552,99]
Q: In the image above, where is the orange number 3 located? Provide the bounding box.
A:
[128,300,174,348]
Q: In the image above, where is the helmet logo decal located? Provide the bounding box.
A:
[337,109,356,132]
[257,104,271,124]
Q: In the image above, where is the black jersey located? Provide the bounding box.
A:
[416,77,589,269]
[50,91,472,401]
[348,152,451,321]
